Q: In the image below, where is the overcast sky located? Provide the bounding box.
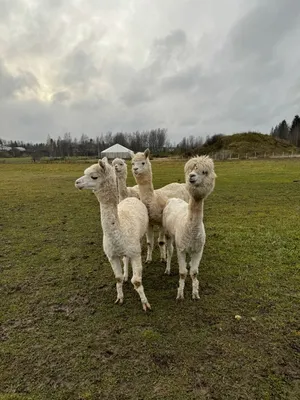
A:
[1,0,300,144]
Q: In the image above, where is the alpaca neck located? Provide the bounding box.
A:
[94,182,120,231]
[99,202,120,233]
[135,173,154,201]
[116,175,128,202]
[188,197,204,223]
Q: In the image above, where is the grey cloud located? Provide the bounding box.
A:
[0,60,40,99]
[63,49,100,86]
[0,100,53,142]
[1,0,300,144]
[121,85,154,106]
[179,116,200,128]
[160,65,202,92]
[51,90,71,103]
[227,0,300,62]
[71,95,107,111]
[153,29,187,54]
[121,29,189,106]
[197,0,300,132]
[149,29,188,71]
[0,0,25,22]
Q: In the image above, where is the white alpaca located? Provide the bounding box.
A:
[111,157,140,282]
[111,158,140,201]
[75,157,151,311]
[163,155,216,299]
[131,148,190,271]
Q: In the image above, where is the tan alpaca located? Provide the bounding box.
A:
[131,148,189,271]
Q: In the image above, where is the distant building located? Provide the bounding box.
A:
[0,145,12,151]
[0,145,26,152]
[101,143,133,160]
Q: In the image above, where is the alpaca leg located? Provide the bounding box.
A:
[146,225,154,263]
[176,250,187,300]
[164,235,173,275]
[131,256,151,311]
[122,256,129,282]
[109,257,124,304]
[158,228,166,263]
[189,250,204,300]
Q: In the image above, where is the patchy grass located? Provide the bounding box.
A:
[1,159,300,400]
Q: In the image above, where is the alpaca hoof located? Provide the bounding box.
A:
[115,297,124,305]
[160,258,167,264]
[164,268,171,275]
[123,275,128,282]
[145,259,152,264]
[176,293,184,300]
[192,293,200,300]
[142,302,151,311]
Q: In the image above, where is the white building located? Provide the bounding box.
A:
[100,143,133,160]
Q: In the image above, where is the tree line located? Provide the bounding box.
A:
[1,115,300,159]
[271,115,300,147]
[0,129,169,159]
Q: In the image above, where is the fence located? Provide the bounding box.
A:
[211,151,300,161]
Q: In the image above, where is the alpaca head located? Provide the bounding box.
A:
[184,156,216,200]
[131,148,152,182]
[112,158,128,179]
[75,157,116,192]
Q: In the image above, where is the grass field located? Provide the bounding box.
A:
[1,158,300,400]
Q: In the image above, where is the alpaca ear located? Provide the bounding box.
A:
[144,148,150,158]
[98,159,106,170]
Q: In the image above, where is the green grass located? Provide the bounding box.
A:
[0,157,33,164]
[1,159,300,400]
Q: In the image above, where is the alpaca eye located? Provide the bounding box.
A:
[91,176,98,180]
[142,162,145,165]
[202,171,207,175]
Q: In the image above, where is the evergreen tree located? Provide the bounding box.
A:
[278,120,289,141]
[290,115,300,147]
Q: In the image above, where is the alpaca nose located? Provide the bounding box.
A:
[134,167,138,172]
[189,173,196,183]
[75,179,81,185]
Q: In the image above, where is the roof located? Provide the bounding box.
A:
[0,146,26,151]
[101,143,132,153]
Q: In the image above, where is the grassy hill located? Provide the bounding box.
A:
[199,132,297,156]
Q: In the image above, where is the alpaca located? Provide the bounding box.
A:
[111,158,139,201]
[111,157,140,282]
[162,155,216,299]
[111,156,186,274]
[131,148,190,271]
[75,157,151,311]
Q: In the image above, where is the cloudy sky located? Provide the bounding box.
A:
[1,0,300,144]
